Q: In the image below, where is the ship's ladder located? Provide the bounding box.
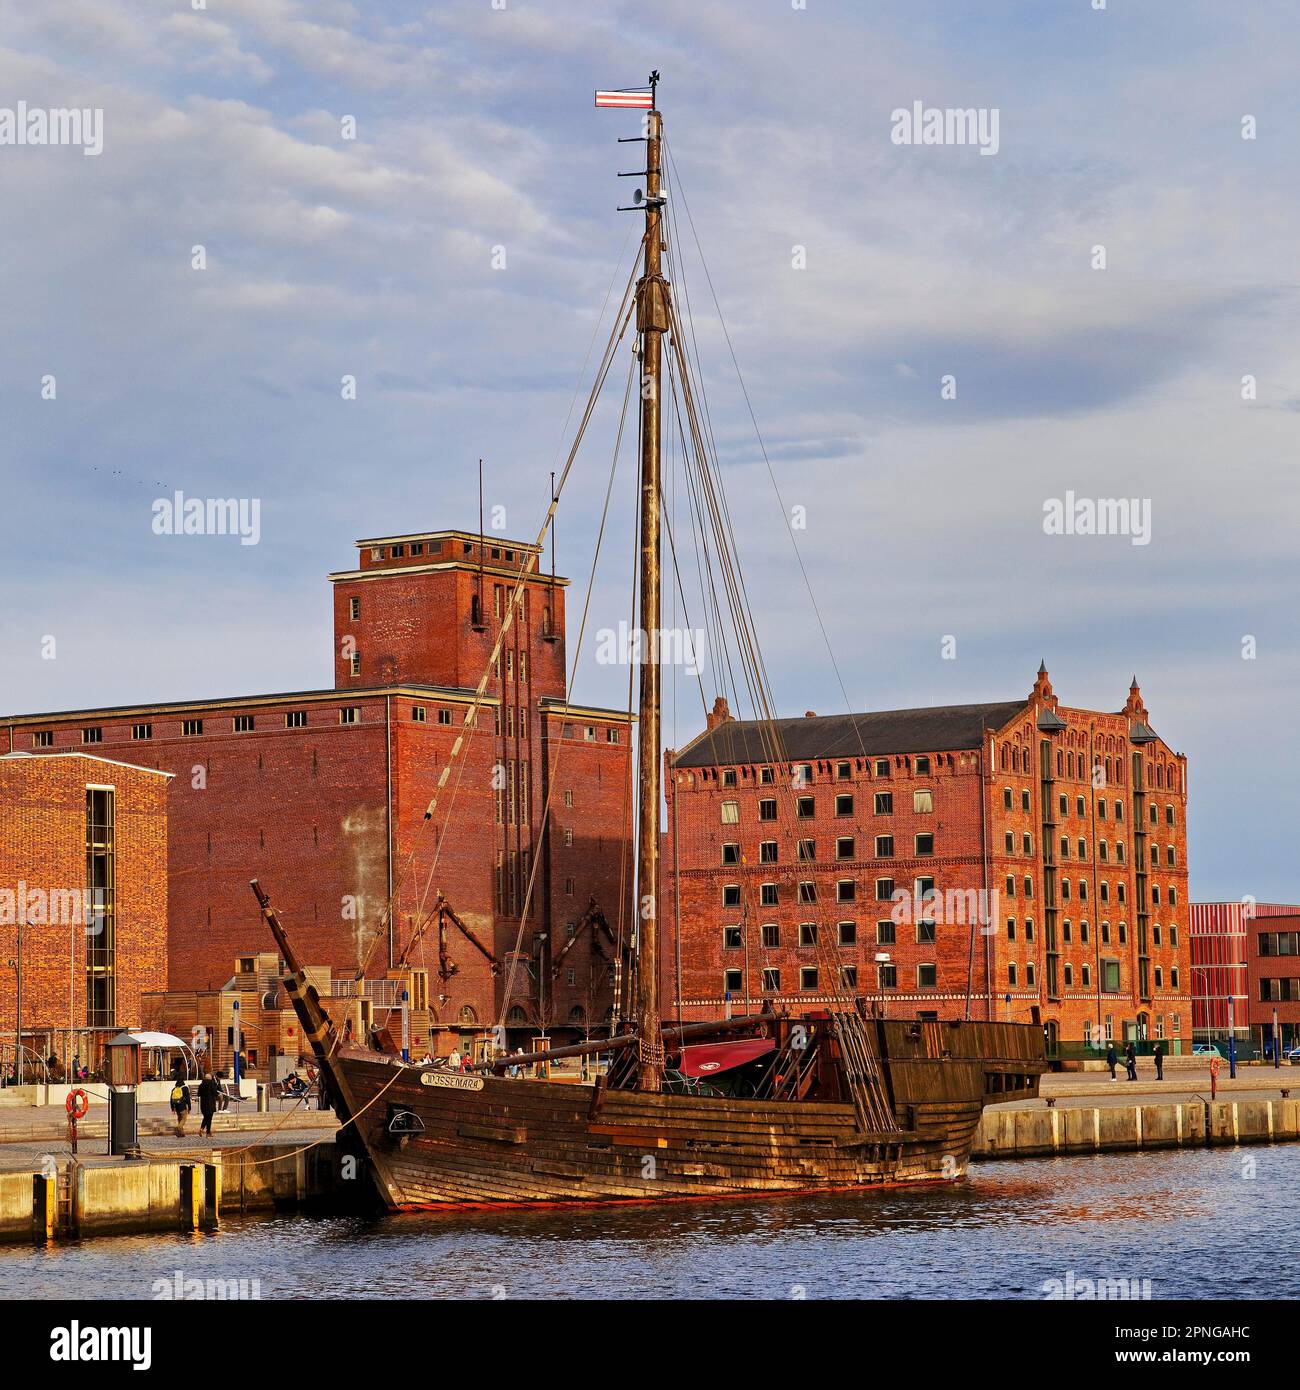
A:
[831,1012,900,1133]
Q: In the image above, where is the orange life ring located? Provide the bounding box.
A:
[66,1088,90,1120]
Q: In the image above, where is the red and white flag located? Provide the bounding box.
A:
[595,89,652,109]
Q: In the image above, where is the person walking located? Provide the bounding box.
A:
[170,1075,192,1137]
[1124,1041,1138,1081]
[1153,1041,1165,1082]
[448,1046,462,1072]
[197,1071,220,1137]
[1106,1042,1117,1080]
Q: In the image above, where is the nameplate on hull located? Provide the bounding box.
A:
[420,1072,485,1092]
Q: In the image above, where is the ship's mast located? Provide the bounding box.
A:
[633,72,667,1091]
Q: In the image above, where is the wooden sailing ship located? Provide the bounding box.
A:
[251,76,1046,1209]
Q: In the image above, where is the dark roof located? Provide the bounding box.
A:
[673,701,1028,768]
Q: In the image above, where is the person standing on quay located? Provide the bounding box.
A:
[198,1072,220,1137]
[170,1077,192,1137]
[1106,1042,1117,1080]
[1153,1041,1165,1082]
[1124,1041,1138,1081]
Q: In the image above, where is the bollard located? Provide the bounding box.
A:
[257,1082,267,1113]
[33,1172,56,1242]
[179,1164,202,1231]
[203,1162,221,1228]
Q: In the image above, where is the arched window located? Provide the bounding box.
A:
[568,1005,586,1023]
[458,1005,478,1025]
[507,1005,528,1025]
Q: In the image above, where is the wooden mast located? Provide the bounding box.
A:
[633,72,667,1091]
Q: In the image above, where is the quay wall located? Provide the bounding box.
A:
[974,1097,1300,1159]
[0,1142,347,1244]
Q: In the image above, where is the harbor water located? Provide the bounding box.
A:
[2,1144,1296,1301]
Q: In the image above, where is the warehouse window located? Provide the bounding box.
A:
[131,724,151,741]
[82,727,103,744]
[721,800,739,824]
[761,966,781,992]
[914,757,930,774]
[917,964,937,988]
[233,715,254,733]
[339,707,359,725]
[913,789,933,814]
[800,967,819,992]
[799,922,818,947]
[724,969,743,994]
[759,840,777,863]
[33,730,54,747]
[181,719,202,737]
[285,710,307,729]
[722,842,739,865]
[836,836,854,860]
[412,706,426,723]
[349,597,360,621]
[761,923,780,949]
[797,838,816,861]
[838,921,857,946]
[723,926,742,950]
[875,792,893,815]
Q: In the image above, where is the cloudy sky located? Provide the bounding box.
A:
[1,1,1297,899]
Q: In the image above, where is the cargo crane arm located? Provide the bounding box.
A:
[550,898,617,979]
[398,894,501,982]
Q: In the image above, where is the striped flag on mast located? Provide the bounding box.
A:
[595,87,653,109]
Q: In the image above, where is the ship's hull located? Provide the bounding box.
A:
[328,1019,1045,1209]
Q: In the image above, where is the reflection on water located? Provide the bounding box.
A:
[2,1145,1294,1300]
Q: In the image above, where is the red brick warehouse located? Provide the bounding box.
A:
[1,530,632,1049]
[0,750,170,1074]
[663,664,1191,1053]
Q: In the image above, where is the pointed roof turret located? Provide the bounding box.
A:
[1031,660,1057,709]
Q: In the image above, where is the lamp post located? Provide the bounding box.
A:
[1227,996,1237,1080]
[7,921,27,1087]
[231,998,241,1088]
[1274,1006,1281,1072]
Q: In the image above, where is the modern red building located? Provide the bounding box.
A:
[1248,914,1300,1056]
[1188,901,1300,1045]
[0,750,170,1074]
[664,665,1192,1052]
[2,531,632,1052]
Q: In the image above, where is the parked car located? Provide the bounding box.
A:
[1192,1043,1223,1058]
[1286,1045,1300,1064]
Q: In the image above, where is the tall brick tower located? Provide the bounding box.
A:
[329,530,566,697]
